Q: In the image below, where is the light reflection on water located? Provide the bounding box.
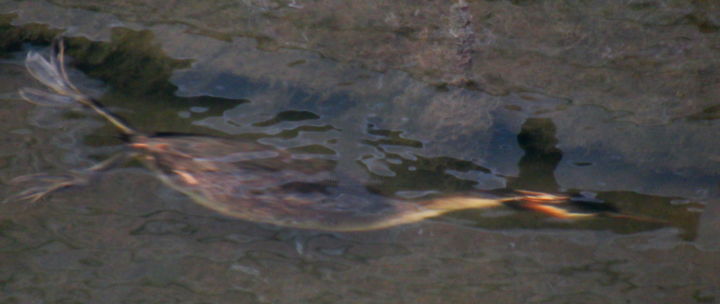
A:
[0,2,718,303]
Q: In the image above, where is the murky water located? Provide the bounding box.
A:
[0,0,718,303]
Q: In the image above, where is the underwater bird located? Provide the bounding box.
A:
[11,42,602,231]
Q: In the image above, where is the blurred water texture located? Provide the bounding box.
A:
[0,0,718,303]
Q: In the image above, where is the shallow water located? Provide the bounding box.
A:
[0,0,718,303]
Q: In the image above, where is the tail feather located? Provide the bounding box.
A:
[20,42,136,136]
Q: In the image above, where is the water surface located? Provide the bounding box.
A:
[0,1,718,303]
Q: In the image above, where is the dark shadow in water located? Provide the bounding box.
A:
[505,117,701,239]
[508,118,562,192]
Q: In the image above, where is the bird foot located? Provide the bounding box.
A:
[8,170,92,203]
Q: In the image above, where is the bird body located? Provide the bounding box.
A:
[13,42,596,231]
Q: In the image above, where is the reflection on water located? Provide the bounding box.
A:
[511,118,562,192]
[0,2,718,303]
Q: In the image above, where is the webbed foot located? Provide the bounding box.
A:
[9,170,92,203]
[7,153,133,203]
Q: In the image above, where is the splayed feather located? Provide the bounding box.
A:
[19,44,136,136]
[24,51,79,98]
[18,87,77,107]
